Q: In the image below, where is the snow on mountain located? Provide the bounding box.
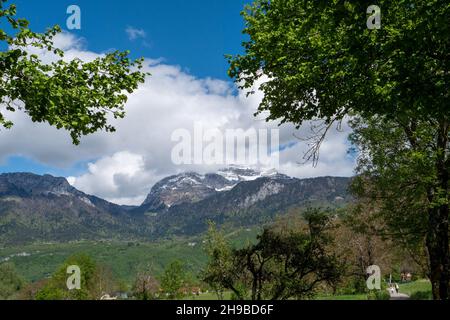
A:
[140,167,288,211]
[217,166,288,182]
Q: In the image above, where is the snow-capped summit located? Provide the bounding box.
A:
[140,167,289,211]
[217,166,289,182]
[141,171,232,210]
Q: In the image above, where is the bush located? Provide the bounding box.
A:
[35,254,117,300]
[410,291,432,300]
[0,263,25,300]
[331,277,365,296]
[367,290,390,300]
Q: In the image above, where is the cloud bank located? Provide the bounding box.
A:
[0,33,355,205]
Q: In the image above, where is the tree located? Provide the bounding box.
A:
[0,262,25,299]
[202,222,237,300]
[228,0,449,299]
[133,274,160,300]
[333,204,411,295]
[35,254,117,300]
[133,264,161,300]
[349,116,444,291]
[0,0,147,144]
[203,209,342,300]
[90,264,118,299]
[17,279,48,301]
[160,260,186,300]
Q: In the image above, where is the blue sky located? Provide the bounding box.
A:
[1,0,355,204]
[1,0,250,175]
[12,0,249,80]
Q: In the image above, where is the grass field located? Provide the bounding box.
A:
[0,240,205,285]
[187,293,369,300]
[316,294,368,300]
[0,228,260,287]
[184,292,234,300]
[399,280,432,300]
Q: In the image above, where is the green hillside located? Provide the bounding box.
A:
[0,227,260,286]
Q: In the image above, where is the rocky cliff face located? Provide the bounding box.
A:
[139,167,292,213]
[140,172,230,212]
[150,174,351,236]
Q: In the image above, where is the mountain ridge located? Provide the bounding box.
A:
[0,169,352,245]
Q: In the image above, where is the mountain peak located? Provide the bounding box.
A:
[217,166,289,182]
[140,167,291,211]
[0,172,74,197]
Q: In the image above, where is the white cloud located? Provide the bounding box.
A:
[0,33,356,205]
[125,26,147,41]
[67,151,160,205]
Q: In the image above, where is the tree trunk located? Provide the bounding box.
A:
[257,272,263,300]
[426,205,449,300]
[251,275,258,300]
[426,121,449,300]
[427,205,449,302]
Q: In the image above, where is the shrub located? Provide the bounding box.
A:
[410,291,432,300]
[367,290,390,300]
